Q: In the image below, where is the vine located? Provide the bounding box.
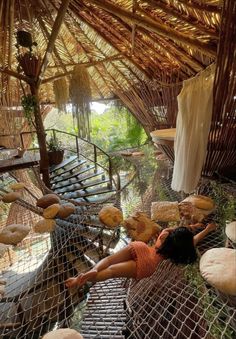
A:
[21,94,37,128]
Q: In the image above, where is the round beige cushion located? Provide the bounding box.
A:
[58,204,76,219]
[9,182,25,190]
[0,243,9,258]
[0,224,30,245]
[2,192,21,203]
[200,248,236,295]
[98,205,123,228]
[43,204,61,219]
[34,219,56,233]
[37,194,61,208]
[183,195,214,211]
[42,328,83,339]
[225,221,236,243]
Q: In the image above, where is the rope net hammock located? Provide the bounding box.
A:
[0,159,235,339]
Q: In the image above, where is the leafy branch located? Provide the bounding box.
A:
[21,94,37,129]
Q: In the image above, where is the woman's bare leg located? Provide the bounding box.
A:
[94,246,133,272]
[82,260,137,283]
[65,246,134,288]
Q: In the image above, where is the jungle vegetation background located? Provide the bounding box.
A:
[44,103,148,153]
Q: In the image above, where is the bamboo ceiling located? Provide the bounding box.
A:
[0,0,221,106]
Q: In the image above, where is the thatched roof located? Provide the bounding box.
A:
[0,0,221,105]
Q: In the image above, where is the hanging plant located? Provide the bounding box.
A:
[70,65,92,140]
[21,94,37,128]
[53,76,69,112]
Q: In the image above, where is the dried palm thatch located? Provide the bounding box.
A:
[53,77,69,113]
[0,0,220,106]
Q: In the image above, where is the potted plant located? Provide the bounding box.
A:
[47,136,64,166]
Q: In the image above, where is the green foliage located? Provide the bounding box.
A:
[90,106,147,152]
[207,181,236,226]
[44,105,147,153]
[21,94,37,126]
[47,136,63,151]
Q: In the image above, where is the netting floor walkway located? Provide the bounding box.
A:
[80,278,127,339]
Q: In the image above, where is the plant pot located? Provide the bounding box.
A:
[17,31,33,48]
[48,150,64,166]
[18,53,41,77]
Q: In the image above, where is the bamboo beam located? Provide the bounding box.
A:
[0,68,33,83]
[46,54,122,70]
[8,0,15,70]
[139,27,203,72]
[38,0,70,84]
[86,0,217,57]
[131,0,137,53]
[178,0,221,14]
[140,0,219,39]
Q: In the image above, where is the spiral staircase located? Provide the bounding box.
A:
[0,129,126,338]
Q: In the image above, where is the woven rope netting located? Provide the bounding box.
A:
[0,154,235,339]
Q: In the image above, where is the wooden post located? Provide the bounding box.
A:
[30,84,50,187]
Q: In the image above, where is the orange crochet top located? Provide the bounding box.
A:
[128,240,163,280]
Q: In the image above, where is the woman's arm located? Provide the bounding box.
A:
[193,223,217,246]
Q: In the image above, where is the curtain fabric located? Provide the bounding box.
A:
[171,65,215,193]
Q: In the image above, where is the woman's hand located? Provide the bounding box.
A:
[206,223,217,232]
[65,269,98,288]
[65,277,80,288]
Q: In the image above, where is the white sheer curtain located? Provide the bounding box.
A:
[171,64,215,193]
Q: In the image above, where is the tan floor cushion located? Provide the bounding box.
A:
[225,221,236,243]
[42,328,83,339]
[200,248,236,295]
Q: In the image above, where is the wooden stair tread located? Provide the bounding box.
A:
[85,195,117,204]
[49,155,77,173]
[50,159,86,180]
[51,170,103,189]
[71,187,116,199]
[51,165,96,185]
[55,178,110,194]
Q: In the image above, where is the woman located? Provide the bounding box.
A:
[65,223,216,288]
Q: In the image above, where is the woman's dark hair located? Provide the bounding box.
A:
[156,227,197,265]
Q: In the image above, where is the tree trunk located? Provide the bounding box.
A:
[30,84,50,187]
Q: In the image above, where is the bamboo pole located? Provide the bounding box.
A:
[42,55,123,83]
[140,0,219,39]
[131,0,137,53]
[37,0,70,85]
[0,68,33,83]
[47,54,122,69]
[177,0,221,14]
[86,0,217,57]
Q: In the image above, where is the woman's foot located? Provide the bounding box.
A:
[65,269,98,288]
